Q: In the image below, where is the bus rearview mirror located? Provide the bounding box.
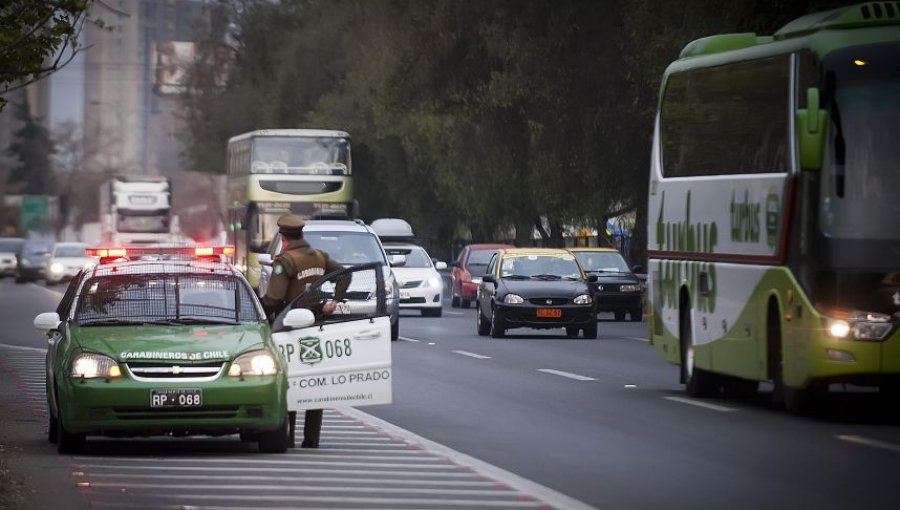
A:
[796,87,828,171]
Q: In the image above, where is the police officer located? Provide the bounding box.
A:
[262,213,345,448]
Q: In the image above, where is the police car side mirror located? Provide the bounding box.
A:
[258,253,273,266]
[34,312,61,332]
[283,309,315,329]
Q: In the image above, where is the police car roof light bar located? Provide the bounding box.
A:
[86,245,235,264]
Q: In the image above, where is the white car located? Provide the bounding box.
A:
[44,242,96,285]
[384,243,446,317]
[0,237,24,277]
[257,220,402,341]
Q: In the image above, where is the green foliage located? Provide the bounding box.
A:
[179,0,858,259]
[0,0,93,111]
[5,99,55,195]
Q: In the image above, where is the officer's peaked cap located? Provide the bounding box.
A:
[277,213,305,234]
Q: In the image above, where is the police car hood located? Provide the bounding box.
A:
[70,323,268,363]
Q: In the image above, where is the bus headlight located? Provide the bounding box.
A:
[824,311,894,341]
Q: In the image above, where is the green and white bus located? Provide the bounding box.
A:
[647,3,900,411]
[226,129,354,288]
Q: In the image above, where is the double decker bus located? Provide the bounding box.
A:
[226,129,354,288]
[647,3,900,412]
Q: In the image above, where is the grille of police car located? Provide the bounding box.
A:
[125,361,225,381]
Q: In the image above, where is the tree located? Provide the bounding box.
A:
[5,97,54,195]
[0,0,94,112]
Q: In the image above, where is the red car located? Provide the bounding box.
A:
[450,243,513,308]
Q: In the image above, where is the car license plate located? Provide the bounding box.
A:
[150,389,202,408]
[536,308,562,318]
[399,291,410,299]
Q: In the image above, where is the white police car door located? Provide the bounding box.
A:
[271,262,392,411]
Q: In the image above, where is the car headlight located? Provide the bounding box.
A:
[824,311,894,341]
[620,284,642,293]
[503,294,524,304]
[470,277,482,285]
[574,294,593,305]
[229,351,278,376]
[71,353,121,379]
[422,277,442,288]
[50,262,64,274]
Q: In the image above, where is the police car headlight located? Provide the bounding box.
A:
[71,353,121,379]
[50,262,64,274]
[574,294,593,305]
[422,277,441,289]
[503,294,524,305]
[229,351,278,376]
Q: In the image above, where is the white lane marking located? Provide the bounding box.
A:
[342,407,597,510]
[445,311,465,316]
[0,343,47,353]
[536,369,596,382]
[83,482,520,497]
[85,472,499,486]
[74,457,458,469]
[76,464,481,478]
[91,494,546,507]
[623,336,649,343]
[399,336,422,343]
[836,435,900,454]
[453,350,491,360]
[663,396,738,412]
[28,283,64,297]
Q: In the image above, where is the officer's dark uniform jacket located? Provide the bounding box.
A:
[261,238,346,318]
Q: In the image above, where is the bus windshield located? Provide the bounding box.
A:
[820,42,900,241]
[252,137,350,175]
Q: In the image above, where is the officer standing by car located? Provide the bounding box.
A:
[262,213,344,448]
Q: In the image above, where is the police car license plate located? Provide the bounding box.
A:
[536,308,562,318]
[150,389,202,408]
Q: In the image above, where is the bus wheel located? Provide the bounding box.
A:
[722,377,758,399]
[680,303,720,398]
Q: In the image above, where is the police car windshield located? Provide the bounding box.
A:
[304,232,386,266]
[74,273,261,326]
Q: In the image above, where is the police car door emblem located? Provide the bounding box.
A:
[298,336,323,365]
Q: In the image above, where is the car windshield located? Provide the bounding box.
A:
[500,254,582,279]
[573,251,630,273]
[74,273,261,325]
[386,247,432,268]
[23,243,50,255]
[0,239,23,252]
[466,249,498,274]
[305,231,386,266]
[54,245,87,258]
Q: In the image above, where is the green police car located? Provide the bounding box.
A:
[33,247,292,454]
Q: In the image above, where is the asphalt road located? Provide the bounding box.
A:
[2,278,900,509]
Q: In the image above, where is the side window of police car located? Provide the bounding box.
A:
[55,273,82,321]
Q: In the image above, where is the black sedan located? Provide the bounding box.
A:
[475,248,597,339]
[570,247,643,321]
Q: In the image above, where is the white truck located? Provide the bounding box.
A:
[99,176,175,245]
